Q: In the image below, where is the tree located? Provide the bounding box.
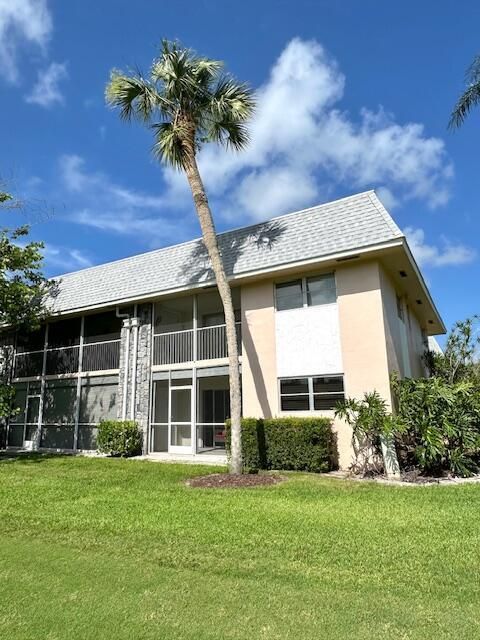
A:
[105,41,255,474]
[424,316,480,385]
[0,190,54,421]
[450,55,480,128]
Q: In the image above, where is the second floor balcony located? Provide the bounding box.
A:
[153,322,242,366]
[13,339,121,378]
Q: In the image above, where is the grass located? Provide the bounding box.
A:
[0,455,479,639]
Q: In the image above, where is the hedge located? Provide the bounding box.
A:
[97,420,143,457]
[226,417,338,473]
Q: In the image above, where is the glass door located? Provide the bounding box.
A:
[24,395,40,450]
[169,386,192,454]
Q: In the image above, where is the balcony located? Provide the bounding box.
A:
[153,323,241,366]
[13,339,121,378]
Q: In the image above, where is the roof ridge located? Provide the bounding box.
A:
[368,191,404,237]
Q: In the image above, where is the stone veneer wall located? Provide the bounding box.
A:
[117,303,153,453]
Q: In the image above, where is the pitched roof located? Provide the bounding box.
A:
[51,190,404,313]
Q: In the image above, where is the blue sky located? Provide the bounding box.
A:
[0,0,479,336]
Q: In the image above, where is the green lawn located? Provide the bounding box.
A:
[1,456,479,640]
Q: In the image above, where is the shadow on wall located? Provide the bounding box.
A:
[242,317,273,418]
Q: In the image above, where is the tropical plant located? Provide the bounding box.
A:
[424,315,480,385]
[450,54,480,128]
[335,391,402,476]
[105,40,255,474]
[391,374,480,477]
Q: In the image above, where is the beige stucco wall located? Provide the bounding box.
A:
[241,280,278,418]
[335,261,392,468]
[239,260,428,470]
[378,267,427,380]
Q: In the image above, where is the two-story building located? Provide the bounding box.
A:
[4,190,445,468]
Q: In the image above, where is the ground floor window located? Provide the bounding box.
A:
[279,375,344,411]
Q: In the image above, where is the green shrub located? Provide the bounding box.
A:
[226,417,337,473]
[392,375,480,477]
[97,420,143,457]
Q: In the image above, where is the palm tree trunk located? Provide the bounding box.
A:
[184,155,243,474]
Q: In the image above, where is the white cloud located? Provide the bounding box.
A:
[405,227,477,268]
[0,0,52,83]
[191,38,453,221]
[60,154,191,246]
[25,61,67,107]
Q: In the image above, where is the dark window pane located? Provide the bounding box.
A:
[203,390,214,423]
[313,393,345,410]
[8,424,24,447]
[84,311,122,344]
[43,382,77,424]
[280,395,310,411]
[153,380,168,424]
[26,396,40,424]
[80,382,118,424]
[214,390,230,423]
[48,318,81,348]
[77,425,98,450]
[16,328,45,353]
[14,351,43,377]
[306,274,336,306]
[313,376,344,393]
[41,426,74,450]
[275,280,303,311]
[280,378,308,395]
[10,385,27,422]
[46,347,79,375]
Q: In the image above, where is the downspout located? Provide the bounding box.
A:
[117,307,131,422]
[130,305,139,421]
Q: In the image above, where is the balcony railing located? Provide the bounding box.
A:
[153,323,241,366]
[13,339,121,378]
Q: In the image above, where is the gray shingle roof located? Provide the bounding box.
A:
[51,190,403,313]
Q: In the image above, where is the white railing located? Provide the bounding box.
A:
[13,339,121,378]
[153,323,241,366]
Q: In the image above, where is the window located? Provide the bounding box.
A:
[275,280,303,311]
[306,275,336,306]
[396,295,404,321]
[275,274,336,310]
[279,375,344,411]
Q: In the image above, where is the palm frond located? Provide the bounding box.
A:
[105,71,170,122]
[152,121,190,169]
[449,81,480,129]
[210,77,255,121]
[205,116,250,151]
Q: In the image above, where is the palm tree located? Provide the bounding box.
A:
[105,40,255,474]
[450,54,480,128]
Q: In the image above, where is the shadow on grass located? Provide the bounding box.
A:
[0,450,75,464]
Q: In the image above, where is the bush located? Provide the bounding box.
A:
[392,375,480,477]
[97,420,143,457]
[226,417,338,473]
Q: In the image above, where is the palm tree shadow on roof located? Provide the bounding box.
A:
[180,220,287,284]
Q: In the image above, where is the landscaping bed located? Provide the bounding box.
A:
[186,472,285,488]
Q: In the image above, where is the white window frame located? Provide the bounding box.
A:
[278,374,345,412]
[274,272,337,311]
